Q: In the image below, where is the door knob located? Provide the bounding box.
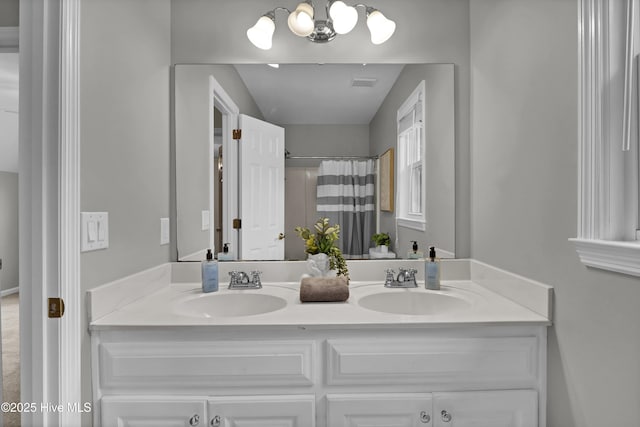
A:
[441,410,452,422]
[420,411,431,423]
[210,415,221,426]
[278,233,286,240]
[188,414,200,426]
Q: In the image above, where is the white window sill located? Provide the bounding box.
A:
[397,217,426,231]
[570,238,640,277]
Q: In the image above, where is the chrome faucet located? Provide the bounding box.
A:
[228,270,262,289]
[384,268,418,288]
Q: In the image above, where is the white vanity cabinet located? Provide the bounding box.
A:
[100,395,315,427]
[326,393,434,426]
[326,390,538,427]
[207,395,315,426]
[101,396,206,427]
[91,325,547,427]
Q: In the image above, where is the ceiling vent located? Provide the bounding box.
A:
[351,77,377,88]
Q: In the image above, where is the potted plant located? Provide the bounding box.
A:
[294,218,349,278]
[371,232,391,253]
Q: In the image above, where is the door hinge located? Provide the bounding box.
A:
[233,218,242,229]
[48,297,65,318]
[232,129,242,140]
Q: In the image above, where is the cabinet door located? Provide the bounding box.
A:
[327,393,433,427]
[207,395,315,427]
[101,396,206,427]
[433,390,537,427]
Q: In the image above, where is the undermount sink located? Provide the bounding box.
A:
[173,293,287,318]
[358,290,472,315]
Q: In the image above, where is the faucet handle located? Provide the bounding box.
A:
[250,271,262,288]
[228,271,239,283]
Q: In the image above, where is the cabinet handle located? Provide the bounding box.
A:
[210,415,221,427]
[189,414,200,426]
[441,410,452,422]
[420,411,431,423]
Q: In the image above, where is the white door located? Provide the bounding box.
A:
[207,395,315,427]
[101,396,206,427]
[327,393,433,426]
[433,390,538,427]
[238,114,285,260]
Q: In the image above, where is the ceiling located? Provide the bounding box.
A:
[234,63,404,125]
[0,52,18,173]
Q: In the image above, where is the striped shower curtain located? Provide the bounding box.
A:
[316,160,376,258]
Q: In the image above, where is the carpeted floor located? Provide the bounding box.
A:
[2,293,20,427]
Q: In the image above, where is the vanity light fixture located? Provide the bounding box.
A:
[246,0,396,50]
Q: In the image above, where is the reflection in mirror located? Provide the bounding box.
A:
[174,63,455,261]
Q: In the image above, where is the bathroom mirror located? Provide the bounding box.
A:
[174,63,455,261]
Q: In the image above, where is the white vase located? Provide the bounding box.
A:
[306,253,335,277]
[377,245,389,253]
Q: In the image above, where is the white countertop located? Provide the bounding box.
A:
[89,279,550,330]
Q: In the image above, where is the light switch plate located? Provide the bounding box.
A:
[160,217,170,245]
[81,212,109,252]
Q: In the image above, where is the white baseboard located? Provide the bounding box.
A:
[1,286,19,297]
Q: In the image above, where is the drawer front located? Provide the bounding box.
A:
[100,340,315,390]
[326,336,538,388]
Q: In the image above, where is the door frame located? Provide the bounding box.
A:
[20,0,82,426]
[209,75,240,257]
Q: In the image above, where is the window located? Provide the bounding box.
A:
[572,0,640,277]
[396,81,426,231]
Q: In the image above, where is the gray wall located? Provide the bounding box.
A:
[174,64,262,260]
[370,64,455,257]
[0,0,18,27]
[79,0,171,423]
[284,124,370,168]
[470,1,640,426]
[0,171,18,291]
[171,0,471,258]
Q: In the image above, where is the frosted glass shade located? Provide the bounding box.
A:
[288,3,315,37]
[366,10,396,45]
[247,16,275,50]
[329,1,358,35]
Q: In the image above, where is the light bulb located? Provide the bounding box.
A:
[247,15,275,50]
[366,10,396,45]
[288,2,315,37]
[329,1,358,35]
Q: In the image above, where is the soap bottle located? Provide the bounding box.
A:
[218,243,234,261]
[201,249,219,293]
[425,246,441,290]
[407,241,424,259]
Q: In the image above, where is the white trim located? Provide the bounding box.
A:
[396,81,427,231]
[209,75,240,259]
[570,238,640,276]
[19,0,63,425]
[397,217,426,231]
[0,27,18,52]
[574,0,640,277]
[0,286,19,297]
[59,0,82,425]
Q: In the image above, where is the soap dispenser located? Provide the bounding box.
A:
[407,241,424,259]
[218,243,234,261]
[425,246,441,290]
[201,249,219,293]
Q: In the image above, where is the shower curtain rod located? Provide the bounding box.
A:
[285,154,379,160]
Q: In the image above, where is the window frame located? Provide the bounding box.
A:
[571,0,640,277]
[396,81,427,231]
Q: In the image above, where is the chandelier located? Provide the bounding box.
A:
[246,1,396,50]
